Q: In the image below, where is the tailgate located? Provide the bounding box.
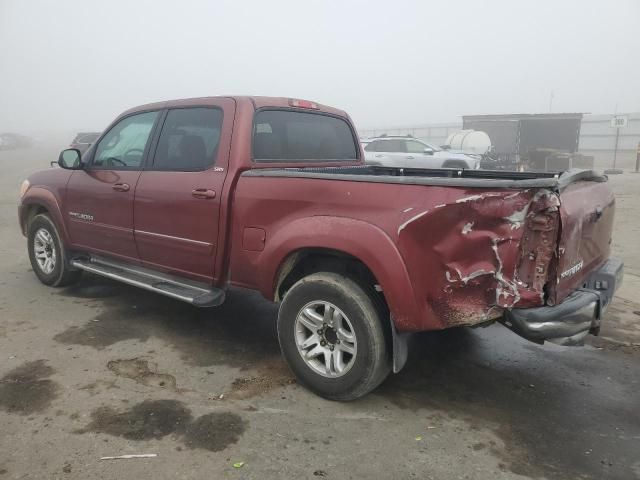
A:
[551,180,616,304]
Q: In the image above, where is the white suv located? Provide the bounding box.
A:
[363,136,480,169]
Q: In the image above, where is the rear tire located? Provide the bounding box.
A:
[27,213,82,287]
[278,272,390,401]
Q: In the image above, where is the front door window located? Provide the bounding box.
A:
[93,111,159,169]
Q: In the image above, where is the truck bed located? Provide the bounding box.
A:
[243,166,607,191]
[236,165,613,332]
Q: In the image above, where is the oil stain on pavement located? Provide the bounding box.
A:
[181,412,248,452]
[0,360,59,415]
[76,399,247,452]
[77,400,191,440]
[54,275,280,369]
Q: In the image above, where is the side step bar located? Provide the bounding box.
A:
[70,257,225,307]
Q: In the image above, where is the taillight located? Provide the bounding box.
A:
[288,99,319,109]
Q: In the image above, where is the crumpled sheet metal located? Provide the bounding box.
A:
[397,188,559,329]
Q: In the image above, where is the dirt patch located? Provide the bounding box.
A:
[182,412,247,452]
[0,360,59,415]
[107,358,177,390]
[586,336,640,354]
[77,399,247,452]
[586,296,640,349]
[77,379,118,396]
[227,357,294,400]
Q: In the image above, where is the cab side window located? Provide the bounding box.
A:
[152,107,223,171]
[93,111,159,169]
[364,140,380,152]
[379,139,405,152]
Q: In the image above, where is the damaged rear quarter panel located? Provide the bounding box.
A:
[397,188,557,330]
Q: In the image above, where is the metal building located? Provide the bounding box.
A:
[359,112,640,170]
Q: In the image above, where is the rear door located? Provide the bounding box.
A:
[133,99,235,282]
[64,111,160,261]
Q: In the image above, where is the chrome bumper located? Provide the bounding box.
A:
[502,258,624,346]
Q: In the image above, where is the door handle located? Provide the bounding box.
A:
[192,188,216,199]
[406,156,415,159]
[112,183,130,192]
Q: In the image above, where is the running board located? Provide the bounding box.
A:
[70,257,225,307]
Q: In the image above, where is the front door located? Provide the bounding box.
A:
[404,139,440,168]
[133,100,235,282]
[64,111,160,261]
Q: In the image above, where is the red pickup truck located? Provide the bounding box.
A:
[18,96,623,400]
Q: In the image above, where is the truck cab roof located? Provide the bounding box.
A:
[122,96,348,118]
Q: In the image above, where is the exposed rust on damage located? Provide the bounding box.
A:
[515,190,560,306]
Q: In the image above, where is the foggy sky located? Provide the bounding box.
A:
[1,0,639,134]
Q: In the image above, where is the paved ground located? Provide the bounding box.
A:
[1,146,639,480]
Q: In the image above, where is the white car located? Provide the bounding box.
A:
[363,136,480,169]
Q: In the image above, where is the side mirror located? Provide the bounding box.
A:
[440,145,451,150]
[423,148,435,155]
[58,149,83,170]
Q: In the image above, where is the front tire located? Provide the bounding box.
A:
[278,272,390,401]
[27,213,82,287]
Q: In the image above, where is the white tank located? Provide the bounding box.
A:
[445,130,491,155]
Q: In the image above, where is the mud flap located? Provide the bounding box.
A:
[390,316,411,373]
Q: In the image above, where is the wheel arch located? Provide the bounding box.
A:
[260,216,421,333]
[20,203,48,233]
[274,247,380,302]
[20,187,70,244]
[442,159,470,169]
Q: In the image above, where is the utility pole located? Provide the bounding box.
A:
[548,90,554,113]
[613,127,620,169]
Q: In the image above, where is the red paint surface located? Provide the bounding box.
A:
[553,181,615,303]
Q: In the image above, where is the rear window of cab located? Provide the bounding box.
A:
[253,110,358,162]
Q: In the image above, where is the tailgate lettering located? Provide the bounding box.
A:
[560,260,584,279]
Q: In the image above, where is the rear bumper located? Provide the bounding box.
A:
[502,257,624,346]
